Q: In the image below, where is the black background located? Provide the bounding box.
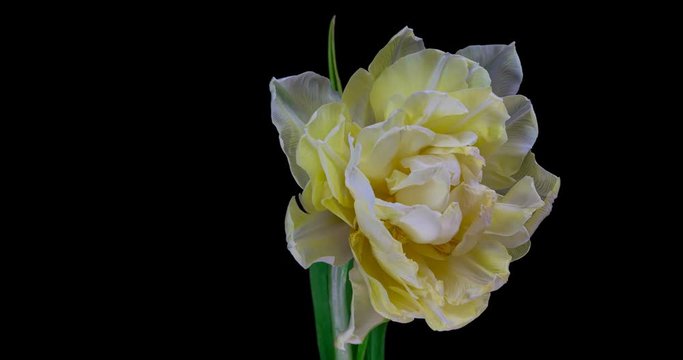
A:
[129,5,664,358]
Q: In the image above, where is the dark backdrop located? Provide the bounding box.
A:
[136,6,657,358]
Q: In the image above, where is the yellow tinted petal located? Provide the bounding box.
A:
[336,265,387,348]
[368,27,425,78]
[342,69,375,126]
[285,197,352,268]
[429,240,510,306]
[371,50,486,120]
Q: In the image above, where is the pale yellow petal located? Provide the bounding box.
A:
[422,295,490,331]
[342,69,375,126]
[431,132,478,147]
[484,177,543,246]
[400,91,468,129]
[336,265,387,348]
[449,183,497,255]
[447,87,509,157]
[429,240,510,306]
[501,175,544,208]
[368,27,425,78]
[349,230,420,322]
[400,154,461,184]
[375,200,462,245]
[345,138,422,288]
[393,168,452,212]
[371,50,488,120]
[285,197,352,268]
[358,122,435,191]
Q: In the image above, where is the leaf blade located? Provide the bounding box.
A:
[310,263,334,359]
[328,16,342,93]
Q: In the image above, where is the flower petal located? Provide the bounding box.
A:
[297,103,355,221]
[422,294,490,331]
[449,183,497,255]
[368,27,425,79]
[505,154,561,260]
[336,265,387,348]
[525,175,560,236]
[483,95,538,190]
[358,120,435,191]
[270,72,340,187]
[447,87,509,157]
[342,69,376,126]
[285,197,352,268]
[430,240,511,306]
[456,43,523,97]
[391,167,452,212]
[483,176,544,248]
[371,50,490,120]
[376,200,462,245]
[345,138,421,288]
[400,91,468,130]
[512,152,560,198]
[349,230,421,322]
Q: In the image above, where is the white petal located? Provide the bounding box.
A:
[483,95,538,190]
[456,43,523,97]
[270,72,340,187]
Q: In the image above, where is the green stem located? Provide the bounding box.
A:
[367,323,387,359]
[310,263,334,359]
[331,264,352,360]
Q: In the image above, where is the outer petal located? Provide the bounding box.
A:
[368,27,425,79]
[512,152,560,198]
[482,176,544,248]
[506,153,561,260]
[270,72,340,187]
[349,230,421,322]
[422,294,490,331]
[483,95,538,190]
[456,43,523,97]
[430,240,511,306]
[336,265,387,348]
[371,50,490,120]
[285,197,352,268]
[525,175,560,236]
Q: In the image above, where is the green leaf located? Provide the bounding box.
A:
[328,16,342,93]
[310,262,334,359]
[356,337,369,360]
[367,322,388,359]
[356,322,388,359]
